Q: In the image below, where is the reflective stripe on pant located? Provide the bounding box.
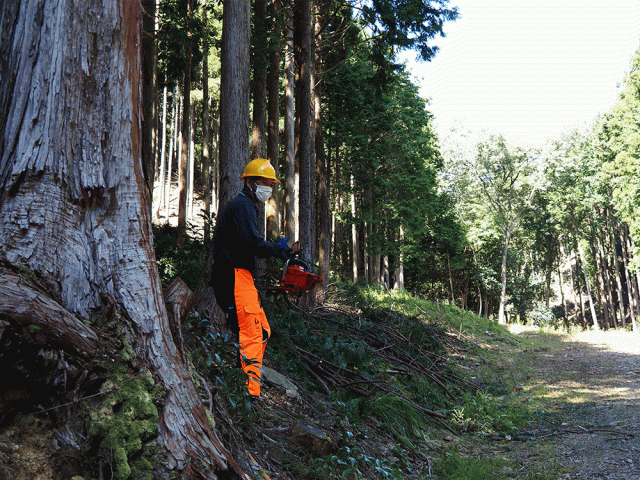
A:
[234,268,271,396]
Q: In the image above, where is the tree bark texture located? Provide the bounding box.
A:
[0,2,244,477]
[219,0,250,213]
[284,5,297,242]
[251,0,268,160]
[202,5,212,243]
[294,0,314,263]
[178,0,194,247]
[141,0,158,215]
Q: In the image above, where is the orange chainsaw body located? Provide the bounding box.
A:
[279,260,323,293]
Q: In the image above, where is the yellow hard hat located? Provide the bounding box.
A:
[241,158,280,183]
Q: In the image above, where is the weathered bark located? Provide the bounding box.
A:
[177,0,195,247]
[0,266,100,358]
[315,46,330,299]
[219,0,250,212]
[294,0,316,305]
[0,2,245,477]
[155,85,169,219]
[577,238,600,331]
[619,223,637,329]
[142,0,158,215]
[284,5,297,242]
[497,225,514,325]
[267,0,283,238]
[251,0,268,160]
[202,5,212,243]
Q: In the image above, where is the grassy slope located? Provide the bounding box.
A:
[184,282,576,480]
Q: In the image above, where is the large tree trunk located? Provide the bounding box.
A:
[202,4,212,243]
[0,2,245,478]
[142,0,158,215]
[294,0,316,305]
[284,5,297,242]
[577,237,600,331]
[315,36,330,300]
[266,0,282,239]
[177,0,195,247]
[498,226,513,325]
[195,0,251,328]
[251,0,268,160]
[219,0,250,212]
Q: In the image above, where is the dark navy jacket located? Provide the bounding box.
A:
[210,186,280,310]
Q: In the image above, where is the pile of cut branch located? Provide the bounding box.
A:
[285,304,482,432]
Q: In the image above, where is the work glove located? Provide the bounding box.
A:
[276,238,294,261]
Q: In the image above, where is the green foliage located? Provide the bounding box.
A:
[306,426,410,480]
[370,395,429,450]
[529,301,559,328]
[153,223,208,291]
[186,318,257,421]
[450,391,528,435]
[435,448,506,480]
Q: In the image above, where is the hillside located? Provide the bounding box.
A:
[188,285,639,480]
[2,274,639,479]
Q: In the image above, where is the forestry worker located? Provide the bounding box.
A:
[209,158,294,397]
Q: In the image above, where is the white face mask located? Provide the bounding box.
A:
[255,185,272,203]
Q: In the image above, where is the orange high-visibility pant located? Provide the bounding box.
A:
[234,268,271,396]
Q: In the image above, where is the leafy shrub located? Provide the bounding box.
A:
[153,223,208,291]
[450,391,528,435]
[530,301,558,327]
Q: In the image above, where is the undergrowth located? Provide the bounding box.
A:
[151,224,545,479]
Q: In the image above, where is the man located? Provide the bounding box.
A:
[209,158,293,397]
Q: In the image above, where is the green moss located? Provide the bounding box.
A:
[88,370,159,480]
[120,339,136,362]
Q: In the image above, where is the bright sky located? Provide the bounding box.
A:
[402,1,640,148]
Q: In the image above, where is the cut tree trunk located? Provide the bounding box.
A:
[0,1,246,478]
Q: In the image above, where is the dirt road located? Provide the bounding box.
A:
[507,327,640,479]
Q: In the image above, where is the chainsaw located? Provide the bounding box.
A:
[267,240,323,294]
[278,256,323,293]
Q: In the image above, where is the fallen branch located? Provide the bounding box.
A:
[538,427,636,439]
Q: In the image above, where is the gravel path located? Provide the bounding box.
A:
[508,328,640,479]
[554,331,640,479]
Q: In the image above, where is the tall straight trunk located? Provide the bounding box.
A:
[611,221,626,328]
[394,226,405,289]
[142,0,158,214]
[201,7,212,242]
[627,235,640,325]
[267,0,283,238]
[165,87,179,218]
[448,253,455,304]
[0,1,242,476]
[576,239,600,330]
[597,227,615,328]
[219,0,251,212]
[619,222,637,329]
[177,0,194,247]
[315,78,330,299]
[251,0,268,160]
[294,0,314,262]
[155,86,168,219]
[357,222,366,281]
[558,262,568,328]
[211,98,220,217]
[351,176,358,282]
[498,226,513,325]
[383,255,390,289]
[284,5,297,242]
[187,106,195,220]
[632,272,640,333]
